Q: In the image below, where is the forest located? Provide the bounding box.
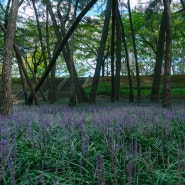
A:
[0,0,185,184]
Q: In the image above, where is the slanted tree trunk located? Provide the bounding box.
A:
[32,0,50,102]
[19,51,46,101]
[114,0,121,101]
[163,0,172,108]
[102,59,105,77]
[119,11,134,102]
[128,0,141,103]
[46,0,86,104]
[0,22,40,105]
[150,12,166,102]
[90,0,111,103]
[180,0,185,9]
[69,0,79,107]
[14,44,40,105]
[17,54,28,104]
[0,0,19,116]
[111,0,116,103]
[27,0,98,105]
[4,0,11,29]
[46,6,57,103]
[69,35,77,107]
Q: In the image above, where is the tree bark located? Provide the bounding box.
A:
[4,0,11,29]
[17,53,27,104]
[150,12,166,102]
[162,0,172,108]
[69,40,77,107]
[90,0,111,103]
[0,22,40,105]
[119,11,134,102]
[128,0,141,103]
[111,0,116,103]
[46,5,57,103]
[180,0,185,9]
[46,0,86,104]
[32,0,50,101]
[115,0,121,101]
[14,45,40,105]
[27,0,98,105]
[69,0,79,107]
[0,0,19,116]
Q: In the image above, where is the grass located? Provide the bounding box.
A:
[0,101,185,184]
[84,74,185,98]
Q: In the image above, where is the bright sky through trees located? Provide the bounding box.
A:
[18,0,144,19]
[130,0,138,8]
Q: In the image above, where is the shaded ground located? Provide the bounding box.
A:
[12,75,185,103]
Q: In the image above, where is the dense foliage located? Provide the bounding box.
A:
[0,101,185,184]
[0,0,184,77]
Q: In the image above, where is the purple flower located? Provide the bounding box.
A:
[8,157,16,185]
[81,135,89,158]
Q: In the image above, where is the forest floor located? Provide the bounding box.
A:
[13,95,185,108]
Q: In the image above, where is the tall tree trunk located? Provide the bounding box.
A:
[46,6,56,103]
[180,0,185,9]
[150,12,166,102]
[119,11,134,102]
[128,0,141,103]
[4,0,11,29]
[17,53,27,104]
[0,0,19,116]
[102,59,105,77]
[69,0,79,107]
[163,0,172,108]
[0,22,40,105]
[111,0,116,103]
[27,0,98,105]
[32,0,50,102]
[90,0,111,103]
[14,44,40,105]
[46,0,86,104]
[68,34,77,107]
[114,0,121,101]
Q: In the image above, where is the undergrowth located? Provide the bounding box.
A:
[0,101,185,184]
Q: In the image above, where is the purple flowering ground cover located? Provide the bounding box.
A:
[0,100,185,185]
